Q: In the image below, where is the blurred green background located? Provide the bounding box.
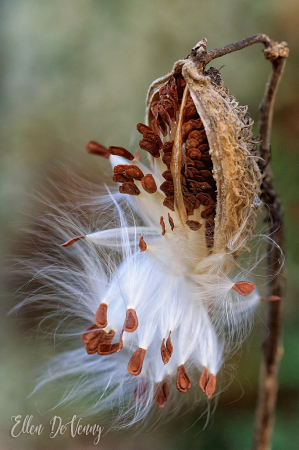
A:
[1,0,298,449]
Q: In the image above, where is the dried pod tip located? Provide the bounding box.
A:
[176,364,191,393]
[94,303,108,328]
[139,236,147,252]
[86,140,110,158]
[60,235,85,247]
[127,348,146,376]
[123,308,139,332]
[232,281,256,296]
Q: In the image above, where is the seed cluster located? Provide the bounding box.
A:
[109,73,217,248]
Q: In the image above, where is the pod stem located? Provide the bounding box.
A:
[189,35,289,450]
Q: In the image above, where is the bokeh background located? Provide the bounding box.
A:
[1,1,298,449]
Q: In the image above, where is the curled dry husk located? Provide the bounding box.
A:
[146,40,262,256]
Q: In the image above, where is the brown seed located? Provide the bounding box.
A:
[176,364,191,393]
[155,115,168,136]
[81,324,99,344]
[141,174,157,194]
[162,153,172,167]
[160,216,166,236]
[261,295,281,301]
[117,329,124,352]
[185,138,200,150]
[185,156,195,167]
[205,375,217,399]
[197,182,212,191]
[199,366,209,392]
[232,281,256,296]
[124,165,144,181]
[127,348,146,376]
[113,173,133,183]
[60,235,85,247]
[161,331,173,365]
[85,333,104,354]
[168,214,174,231]
[188,130,207,142]
[113,164,130,174]
[109,146,134,161]
[199,170,213,179]
[160,97,177,122]
[94,303,108,328]
[163,140,174,153]
[139,236,147,252]
[86,329,114,355]
[182,118,203,141]
[163,196,175,211]
[166,331,173,355]
[157,104,171,127]
[201,206,215,219]
[187,149,202,161]
[86,140,110,158]
[162,170,173,181]
[139,138,160,158]
[196,193,212,206]
[194,160,205,169]
[98,342,121,355]
[160,181,174,197]
[186,220,202,231]
[134,378,149,403]
[136,123,153,135]
[198,144,209,154]
[123,308,138,332]
[119,182,141,196]
[154,377,170,408]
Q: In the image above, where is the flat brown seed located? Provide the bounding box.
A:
[161,338,171,365]
[166,331,173,356]
[160,181,174,197]
[113,164,131,174]
[186,220,202,231]
[86,140,110,158]
[185,138,200,150]
[123,308,138,332]
[201,206,215,219]
[261,295,281,301]
[199,366,209,392]
[205,375,217,399]
[81,324,99,344]
[134,378,149,403]
[163,196,175,211]
[139,138,160,158]
[199,170,213,179]
[188,149,202,160]
[154,378,170,408]
[176,364,191,393]
[108,146,134,161]
[232,281,256,296]
[113,173,133,183]
[98,342,120,355]
[162,170,173,181]
[127,348,146,376]
[139,236,147,252]
[136,123,153,135]
[94,303,108,328]
[60,235,85,247]
[168,214,174,231]
[163,140,174,153]
[125,166,144,181]
[141,174,157,193]
[119,181,141,196]
[160,216,166,236]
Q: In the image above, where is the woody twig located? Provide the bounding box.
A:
[195,34,289,450]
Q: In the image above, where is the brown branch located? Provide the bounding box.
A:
[189,35,289,449]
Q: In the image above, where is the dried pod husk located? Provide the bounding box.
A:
[145,42,262,257]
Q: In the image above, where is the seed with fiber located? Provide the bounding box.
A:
[94,303,108,328]
[123,308,139,332]
[108,146,134,161]
[127,348,146,376]
[86,140,110,158]
[141,174,157,193]
[139,236,147,252]
[119,182,140,196]
[125,166,144,180]
[232,281,256,296]
[60,235,85,247]
[176,364,191,393]
[186,220,202,231]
